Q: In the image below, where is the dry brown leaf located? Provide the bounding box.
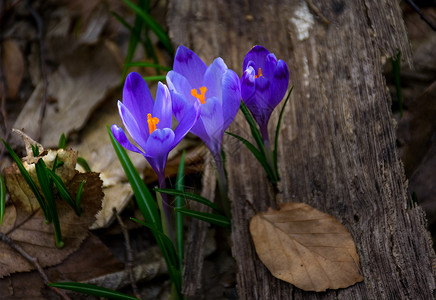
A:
[0,172,103,278]
[1,39,25,99]
[250,202,363,292]
[4,149,78,214]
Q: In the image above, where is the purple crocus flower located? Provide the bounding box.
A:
[166,45,241,158]
[241,45,289,142]
[111,72,200,184]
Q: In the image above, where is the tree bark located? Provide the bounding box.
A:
[168,0,436,299]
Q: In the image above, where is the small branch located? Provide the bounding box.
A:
[405,0,436,32]
[0,231,71,300]
[26,0,49,141]
[113,208,141,299]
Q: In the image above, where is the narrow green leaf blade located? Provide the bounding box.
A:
[240,101,265,155]
[48,282,139,300]
[130,217,179,269]
[76,180,86,213]
[107,127,161,230]
[225,132,276,182]
[0,173,6,224]
[77,157,91,172]
[1,139,48,217]
[155,188,224,215]
[142,75,166,82]
[175,151,185,268]
[175,208,231,227]
[47,169,80,215]
[35,160,63,248]
[273,86,293,178]
[58,133,66,149]
[122,0,174,55]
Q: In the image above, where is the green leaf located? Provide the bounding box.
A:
[31,144,39,157]
[175,208,231,228]
[76,180,86,213]
[35,159,63,248]
[142,75,167,82]
[47,169,80,216]
[273,86,293,179]
[122,0,174,55]
[1,139,49,220]
[48,282,139,300]
[155,188,225,215]
[125,62,171,71]
[107,127,161,230]
[118,0,147,79]
[240,101,266,155]
[130,217,179,272]
[225,132,276,182]
[58,133,66,149]
[0,173,6,224]
[175,151,185,269]
[77,157,91,172]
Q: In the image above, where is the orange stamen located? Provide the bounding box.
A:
[191,86,208,104]
[147,113,160,134]
[255,67,263,79]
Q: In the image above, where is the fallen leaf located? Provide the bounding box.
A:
[0,172,103,278]
[250,202,363,292]
[1,39,25,99]
[4,148,78,214]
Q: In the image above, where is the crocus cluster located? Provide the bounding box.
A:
[112,44,289,206]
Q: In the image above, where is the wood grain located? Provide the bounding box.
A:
[168,0,436,298]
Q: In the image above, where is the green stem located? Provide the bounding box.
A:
[212,151,231,219]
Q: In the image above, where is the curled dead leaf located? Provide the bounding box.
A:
[0,172,103,278]
[249,202,363,292]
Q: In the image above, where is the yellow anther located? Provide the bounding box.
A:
[147,113,160,134]
[255,68,263,79]
[191,86,208,104]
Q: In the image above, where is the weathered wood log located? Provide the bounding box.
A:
[168,0,436,298]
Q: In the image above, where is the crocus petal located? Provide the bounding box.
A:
[123,72,154,134]
[144,128,175,175]
[172,100,201,148]
[249,76,273,128]
[111,124,143,154]
[241,66,256,104]
[221,69,241,130]
[198,97,224,155]
[270,59,289,107]
[170,90,192,122]
[242,45,270,73]
[153,82,172,129]
[263,53,278,80]
[166,70,194,103]
[118,101,148,149]
[173,45,207,89]
[203,57,227,100]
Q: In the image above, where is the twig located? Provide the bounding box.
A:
[113,208,141,299]
[405,0,436,32]
[25,0,48,141]
[304,0,330,25]
[0,231,71,300]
